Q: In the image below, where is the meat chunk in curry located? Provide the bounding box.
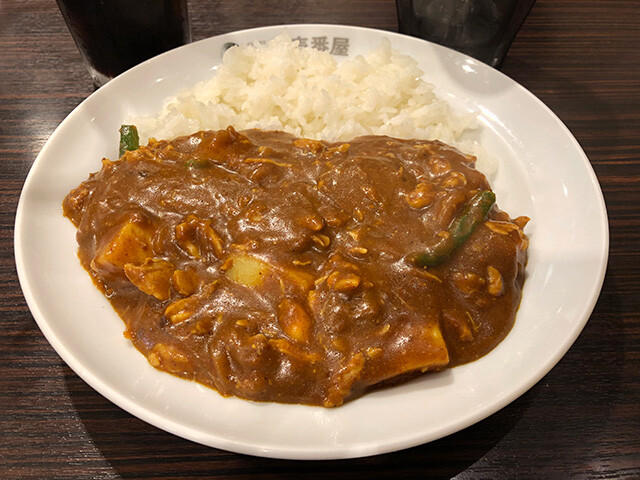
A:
[63,127,528,407]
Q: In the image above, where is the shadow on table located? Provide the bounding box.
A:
[64,363,534,480]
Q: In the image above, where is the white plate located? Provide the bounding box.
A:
[15,25,608,460]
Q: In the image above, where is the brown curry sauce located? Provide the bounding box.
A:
[63,127,528,407]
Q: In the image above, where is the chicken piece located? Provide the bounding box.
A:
[268,338,320,363]
[171,269,200,296]
[147,343,192,376]
[276,264,314,293]
[278,298,313,343]
[442,309,475,342]
[164,281,218,324]
[175,214,224,260]
[324,353,366,407]
[486,266,504,296]
[124,258,174,301]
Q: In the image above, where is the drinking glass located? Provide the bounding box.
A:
[395,0,536,68]
[56,0,190,87]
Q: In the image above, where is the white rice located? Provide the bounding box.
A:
[133,33,494,175]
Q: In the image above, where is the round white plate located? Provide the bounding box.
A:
[15,25,608,460]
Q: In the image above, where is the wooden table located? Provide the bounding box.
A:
[1,0,638,477]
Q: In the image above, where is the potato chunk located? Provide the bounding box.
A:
[225,255,270,287]
[91,220,153,275]
[375,321,449,381]
[224,254,314,295]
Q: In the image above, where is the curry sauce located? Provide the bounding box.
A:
[63,127,528,407]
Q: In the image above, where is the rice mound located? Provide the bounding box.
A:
[134,33,493,174]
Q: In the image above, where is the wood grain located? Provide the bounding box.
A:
[1,0,639,478]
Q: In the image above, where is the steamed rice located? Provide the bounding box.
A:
[134,34,493,174]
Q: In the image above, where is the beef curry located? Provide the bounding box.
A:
[63,127,528,407]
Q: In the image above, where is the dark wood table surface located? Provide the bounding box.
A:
[1,0,638,478]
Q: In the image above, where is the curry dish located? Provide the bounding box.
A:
[63,127,528,407]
